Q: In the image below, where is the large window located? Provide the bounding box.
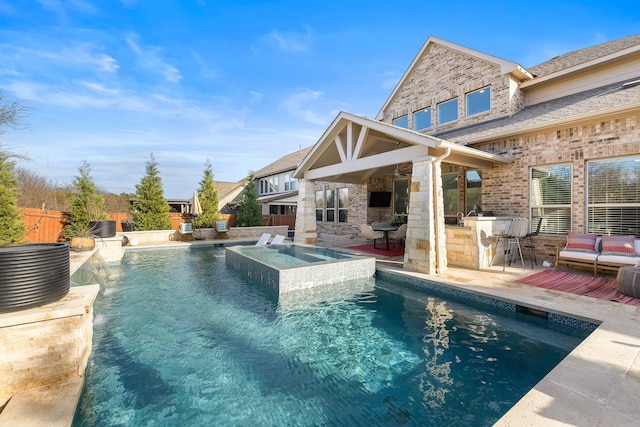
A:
[465,170,482,214]
[284,174,296,191]
[316,188,349,223]
[392,115,408,128]
[466,87,491,116]
[587,156,640,236]
[413,108,431,130]
[338,188,348,223]
[326,189,335,222]
[530,164,572,235]
[315,190,324,222]
[393,179,409,215]
[437,99,458,125]
[443,173,458,216]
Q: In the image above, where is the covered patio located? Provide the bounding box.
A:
[292,111,511,274]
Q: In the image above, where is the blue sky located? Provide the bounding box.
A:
[1,0,638,198]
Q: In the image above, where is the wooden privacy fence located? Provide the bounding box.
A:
[19,209,293,243]
[262,214,296,230]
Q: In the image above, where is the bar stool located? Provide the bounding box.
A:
[523,218,543,268]
[491,218,529,271]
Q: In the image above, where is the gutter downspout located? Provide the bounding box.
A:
[432,148,451,274]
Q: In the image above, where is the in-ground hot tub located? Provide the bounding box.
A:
[225,244,375,294]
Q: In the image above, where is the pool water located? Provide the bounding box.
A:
[72,246,591,426]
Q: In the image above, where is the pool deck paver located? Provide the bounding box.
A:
[2,236,640,426]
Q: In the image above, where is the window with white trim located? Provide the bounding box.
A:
[392,115,408,128]
[315,190,324,222]
[587,156,640,236]
[466,87,491,116]
[437,98,458,124]
[413,108,431,130]
[325,189,335,222]
[284,174,296,191]
[337,188,348,222]
[530,164,572,235]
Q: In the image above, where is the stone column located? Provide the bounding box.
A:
[294,179,318,245]
[404,158,444,274]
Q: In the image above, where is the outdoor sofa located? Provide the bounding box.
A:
[555,233,640,276]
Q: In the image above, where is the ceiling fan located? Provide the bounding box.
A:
[394,164,409,176]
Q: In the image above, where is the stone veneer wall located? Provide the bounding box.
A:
[0,285,99,407]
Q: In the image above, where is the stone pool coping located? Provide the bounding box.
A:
[3,239,640,426]
[376,264,640,426]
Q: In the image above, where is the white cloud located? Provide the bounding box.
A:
[0,40,119,75]
[263,27,313,53]
[280,89,338,125]
[378,71,401,91]
[249,91,263,103]
[125,34,183,83]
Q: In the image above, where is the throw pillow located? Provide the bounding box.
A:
[565,232,597,253]
[601,235,636,256]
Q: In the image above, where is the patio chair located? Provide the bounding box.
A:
[255,233,271,246]
[490,218,529,271]
[215,221,229,239]
[388,223,407,249]
[360,224,384,249]
[270,234,286,245]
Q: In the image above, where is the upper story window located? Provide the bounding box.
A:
[392,115,408,128]
[284,174,296,191]
[466,87,491,116]
[413,108,431,130]
[437,98,458,125]
[530,164,572,235]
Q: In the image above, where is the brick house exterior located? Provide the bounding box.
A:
[294,34,640,274]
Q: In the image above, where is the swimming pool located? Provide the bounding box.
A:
[72,246,592,426]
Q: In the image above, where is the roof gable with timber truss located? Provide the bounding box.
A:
[293,112,511,184]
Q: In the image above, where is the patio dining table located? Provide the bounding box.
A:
[371,224,400,251]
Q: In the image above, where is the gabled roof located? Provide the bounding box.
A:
[528,33,640,78]
[253,145,313,179]
[294,111,510,183]
[375,36,532,120]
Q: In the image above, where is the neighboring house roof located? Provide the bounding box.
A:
[435,78,640,144]
[253,146,313,179]
[215,180,245,209]
[215,181,243,198]
[528,33,640,77]
[375,35,532,120]
[257,190,299,204]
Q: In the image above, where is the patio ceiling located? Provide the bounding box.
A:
[294,111,512,184]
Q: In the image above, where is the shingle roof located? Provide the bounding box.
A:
[214,181,243,198]
[253,146,313,178]
[435,79,640,143]
[528,33,640,77]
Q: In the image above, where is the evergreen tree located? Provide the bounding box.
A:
[0,145,27,244]
[236,172,263,227]
[133,153,171,230]
[193,159,220,228]
[65,161,107,236]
